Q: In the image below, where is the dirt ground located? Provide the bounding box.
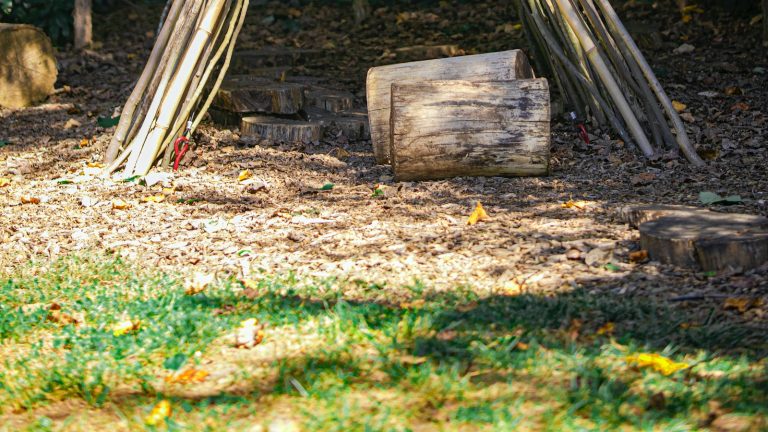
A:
[1,2,767,343]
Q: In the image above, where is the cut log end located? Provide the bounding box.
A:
[639,212,768,271]
[212,75,305,114]
[616,204,710,228]
[0,24,58,109]
[241,116,322,143]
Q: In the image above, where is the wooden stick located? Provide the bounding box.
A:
[132,0,229,175]
[595,0,704,166]
[555,0,655,157]
[103,0,184,163]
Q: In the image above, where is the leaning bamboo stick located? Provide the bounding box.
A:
[103,0,184,163]
[595,0,704,166]
[555,0,655,157]
[131,0,229,175]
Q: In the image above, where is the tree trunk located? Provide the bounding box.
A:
[764,0,768,46]
[73,0,93,50]
[0,24,58,108]
[366,50,534,164]
[390,79,550,181]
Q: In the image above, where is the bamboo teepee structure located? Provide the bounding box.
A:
[103,0,249,176]
[104,0,703,176]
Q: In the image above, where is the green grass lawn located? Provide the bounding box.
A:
[0,255,766,431]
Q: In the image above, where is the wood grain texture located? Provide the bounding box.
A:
[241,115,322,143]
[616,204,710,228]
[305,87,355,113]
[73,0,92,50]
[390,79,549,181]
[0,24,57,108]
[304,107,370,140]
[212,75,305,114]
[639,212,768,271]
[366,50,534,164]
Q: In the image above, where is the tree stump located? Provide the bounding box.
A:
[304,107,370,140]
[212,75,305,115]
[639,212,768,271]
[617,204,711,228]
[241,116,322,143]
[366,50,534,164]
[390,79,550,181]
[305,87,355,113]
[73,0,93,50]
[0,24,58,109]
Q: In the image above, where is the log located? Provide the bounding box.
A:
[212,75,305,114]
[73,0,93,50]
[305,87,355,113]
[617,204,711,228]
[639,212,768,271]
[241,115,322,143]
[366,50,534,164]
[304,107,370,140]
[0,24,58,109]
[390,79,550,181]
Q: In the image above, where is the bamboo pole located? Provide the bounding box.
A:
[555,0,655,157]
[131,0,229,175]
[595,0,704,166]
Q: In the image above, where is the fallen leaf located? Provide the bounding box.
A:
[515,341,530,350]
[86,161,104,168]
[79,138,91,147]
[64,119,81,130]
[145,400,171,426]
[398,354,428,365]
[631,172,656,185]
[140,194,166,203]
[680,112,696,123]
[0,178,10,187]
[112,319,140,336]
[672,100,687,112]
[673,43,695,54]
[699,191,742,205]
[112,199,131,210]
[723,86,742,96]
[467,202,490,225]
[320,183,335,191]
[238,169,253,182]
[165,367,209,384]
[97,116,120,128]
[330,147,351,159]
[562,199,588,210]
[596,322,615,335]
[723,297,763,313]
[20,196,41,205]
[235,318,264,348]
[629,250,649,263]
[730,102,750,111]
[626,353,689,375]
[184,272,214,295]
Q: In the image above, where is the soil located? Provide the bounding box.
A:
[1,2,767,334]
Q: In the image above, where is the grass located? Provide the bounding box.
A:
[0,254,766,431]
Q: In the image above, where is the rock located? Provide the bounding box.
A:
[0,24,58,108]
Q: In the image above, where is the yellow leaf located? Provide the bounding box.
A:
[0,178,10,188]
[239,278,260,290]
[629,250,649,263]
[562,199,588,210]
[112,199,131,210]
[596,322,615,335]
[165,367,209,384]
[723,297,762,313]
[626,353,689,376]
[20,196,40,204]
[86,162,104,168]
[516,341,530,350]
[238,169,253,182]
[467,202,490,225]
[145,400,172,426]
[140,194,166,203]
[79,138,91,147]
[184,272,214,295]
[112,319,140,336]
[672,100,687,112]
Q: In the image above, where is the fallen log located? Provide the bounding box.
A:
[366,50,534,164]
[212,75,305,114]
[639,212,768,271]
[241,115,322,142]
[0,24,58,109]
[390,79,550,181]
